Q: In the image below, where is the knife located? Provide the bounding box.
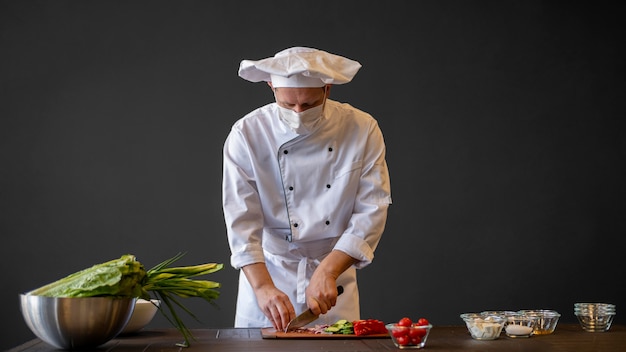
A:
[285,285,344,332]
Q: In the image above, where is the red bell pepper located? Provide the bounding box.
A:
[352,319,387,336]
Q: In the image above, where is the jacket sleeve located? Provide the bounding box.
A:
[334,119,392,269]
[222,126,266,270]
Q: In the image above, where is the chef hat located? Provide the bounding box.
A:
[238,47,362,87]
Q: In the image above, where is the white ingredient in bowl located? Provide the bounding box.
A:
[467,320,502,339]
[505,325,533,336]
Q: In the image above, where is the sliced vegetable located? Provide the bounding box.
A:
[324,319,354,334]
[353,319,387,336]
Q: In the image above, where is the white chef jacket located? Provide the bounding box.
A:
[222,99,392,328]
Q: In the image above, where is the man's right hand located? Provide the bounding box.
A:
[255,285,296,331]
[241,262,296,331]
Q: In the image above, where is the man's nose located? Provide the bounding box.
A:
[292,105,307,113]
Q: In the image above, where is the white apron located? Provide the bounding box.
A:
[234,232,360,328]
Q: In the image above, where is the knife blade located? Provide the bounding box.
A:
[285,285,344,332]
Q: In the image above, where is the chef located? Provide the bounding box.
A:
[223,47,392,331]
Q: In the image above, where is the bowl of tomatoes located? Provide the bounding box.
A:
[386,317,432,349]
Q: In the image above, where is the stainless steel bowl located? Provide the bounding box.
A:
[20,294,136,349]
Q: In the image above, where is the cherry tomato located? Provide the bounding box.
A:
[398,317,413,327]
[410,326,427,338]
[395,334,410,346]
[391,326,407,338]
[416,318,430,326]
[411,336,422,345]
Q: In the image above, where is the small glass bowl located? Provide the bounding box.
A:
[575,313,615,332]
[574,303,616,332]
[574,303,616,313]
[386,323,432,349]
[518,309,561,335]
[480,311,518,319]
[504,313,537,338]
[460,313,505,340]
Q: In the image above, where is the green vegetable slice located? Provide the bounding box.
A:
[324,319,354,334]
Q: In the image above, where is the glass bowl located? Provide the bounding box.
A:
[460,313,505,340]
[481,310,517,318]
[504,313,537,338]
[574,303,616,313]
[575,313,615,332]
[574,303,616,332]
[386,323,432,349]
[518,309,561,335]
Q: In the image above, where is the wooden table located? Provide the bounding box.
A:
[8,324,626,352]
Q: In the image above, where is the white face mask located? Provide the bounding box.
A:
[275,90,327,134]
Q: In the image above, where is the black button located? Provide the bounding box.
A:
[326,184,331,188]
[283,150,288,154]
[293,223,298,228]
[325,220,330,225]
[328,147,333,152]
[288,186,294,191]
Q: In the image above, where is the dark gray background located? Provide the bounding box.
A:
[1,1,624,350]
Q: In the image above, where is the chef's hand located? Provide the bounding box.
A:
[255,285,296,331]
[306,250,357,316]
[305,276,340,316]
[241,263,296,331]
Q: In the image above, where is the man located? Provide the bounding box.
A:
[223,47,392,331]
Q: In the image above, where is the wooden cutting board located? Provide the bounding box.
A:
[261,328,389,339]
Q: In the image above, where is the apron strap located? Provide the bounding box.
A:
[263,233,338,304]
[296,257,321,304]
